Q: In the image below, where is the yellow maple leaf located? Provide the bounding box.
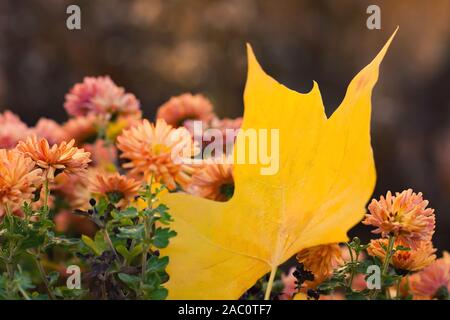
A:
[161,29,397,299]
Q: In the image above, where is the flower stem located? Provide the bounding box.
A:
[43,179,50,216]
[382,235,396,276]
[381,235,396,299]
[104,229,120,262]
[18,285,31,300]
[345,243,355,288]
[33,254,56,300]
[264,266,277,300]
[4,204,16,286]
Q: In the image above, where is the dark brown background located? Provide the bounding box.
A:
[0,0,449,249]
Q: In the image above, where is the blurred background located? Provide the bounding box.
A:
[0,0,449,249]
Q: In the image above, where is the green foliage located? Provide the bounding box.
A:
[77,183,176,299]
[0,182,176,300]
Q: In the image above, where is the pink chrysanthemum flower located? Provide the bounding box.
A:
[184,116,243,153]
[117,119,197,190]
[17,136,91,180]
[156,93,215,127]
[363,189,435,248]
[0,110,32,149]
[33,118,65,145]
[410,252,450,299]
[64,76,141,118]
[0,149,43,214]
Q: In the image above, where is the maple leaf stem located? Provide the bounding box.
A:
[264,266,277,300]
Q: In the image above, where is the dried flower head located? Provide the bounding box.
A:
[188,162,234,201]
[117,119,197,190]
[0,111,31,149]
[296,244,344,286]
[156,93,214,127]
[33,118,65,145]
[363,189,435,247]
[0,149,42,213]
[89,172,141,207]
[410,252,450,299]
[17,136,91,180]
[368,239,436,272]
[64,76,141,118]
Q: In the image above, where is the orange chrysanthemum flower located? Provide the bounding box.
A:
[296,244,344,286]
[368,239,436,272]
[363,189,435,248]
[89,172,141,207]
[410,252,450,299]
[17,136,91,180]
[156,93,215,127]
[117,119,197,190]
[0,149,42,214]
[188,162,234,201]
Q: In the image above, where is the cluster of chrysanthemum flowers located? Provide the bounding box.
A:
[0,75,241,233]
[276,189,449,300]
[2,76,448,300]
[363,189,449,299]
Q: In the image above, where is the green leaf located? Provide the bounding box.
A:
[152,228,176,248]
[147,287,168,300]
[117,225,145,240]
[152,204,172,224]
[146,256,169,273]
[114,207,138,219]
[118,273,140,291]
[96,197,109,215]
[81,235,103,256]
[19,232,46,250]
[116,245,131,261]
[129,244,144,259]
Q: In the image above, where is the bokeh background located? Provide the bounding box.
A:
[0,0,449,249]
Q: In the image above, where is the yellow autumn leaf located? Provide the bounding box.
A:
[161,29,397,299]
